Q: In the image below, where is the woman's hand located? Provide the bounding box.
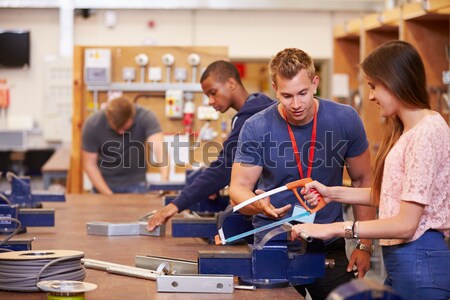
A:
[301,180,333,207]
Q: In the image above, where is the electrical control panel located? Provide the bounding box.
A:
[165,90,184,119]
[84,49,111,85]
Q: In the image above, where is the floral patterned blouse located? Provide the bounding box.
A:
[379,113,450,246]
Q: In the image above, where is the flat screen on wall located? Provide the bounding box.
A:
[0,30,30,68]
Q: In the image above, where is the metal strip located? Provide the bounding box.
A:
[82,258,163,281]
[135,255,198,275]
[157,274,234,293]
[86,221,165,236]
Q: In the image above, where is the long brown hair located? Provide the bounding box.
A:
[361,40,430,206]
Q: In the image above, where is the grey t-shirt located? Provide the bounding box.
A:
[82,105,162,189]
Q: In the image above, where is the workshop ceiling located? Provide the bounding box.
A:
[0,0,385,13]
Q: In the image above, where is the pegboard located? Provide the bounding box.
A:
[69,45,228,193]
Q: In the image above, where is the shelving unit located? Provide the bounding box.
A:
[333,0,450,162]
[333,19,362,107]
[403,2,450,120]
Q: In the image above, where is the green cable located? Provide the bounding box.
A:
[47,293,85,300]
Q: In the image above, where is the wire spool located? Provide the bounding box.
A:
[0,250,86,292]
[37,280,97,300]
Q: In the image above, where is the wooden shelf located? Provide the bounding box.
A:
[403,0,450,20]
[333,0,450,166]
[334,18,362,39]
[87,82,202,93]
[363,7,401,31]
[403,6,450,120]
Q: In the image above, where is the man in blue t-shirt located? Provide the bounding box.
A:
[230,48,376,299]
[147,60,275,230]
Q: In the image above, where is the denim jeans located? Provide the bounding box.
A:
[382,230,450,300]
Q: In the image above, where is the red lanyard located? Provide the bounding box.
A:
[281,101,318,179]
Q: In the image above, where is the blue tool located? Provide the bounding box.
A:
[1,172,65,208]
[0,204,55,234]
[199,238,326,288]
[0,172,61,251]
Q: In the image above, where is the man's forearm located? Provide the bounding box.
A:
[229,187,261,215]
[85,165,113,194]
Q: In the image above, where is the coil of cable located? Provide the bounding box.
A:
[0,250,85,292]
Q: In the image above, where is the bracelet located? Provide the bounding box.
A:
[356,243,374,255]
[344,221,354,239]
[353,221,359,239]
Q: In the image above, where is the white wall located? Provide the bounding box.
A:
[0,8,360,136]
[0,8,59,129]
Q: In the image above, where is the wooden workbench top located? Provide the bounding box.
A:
[0,193,302,300]
[41,148,70,172]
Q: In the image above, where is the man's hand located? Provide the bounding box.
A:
[347,248,371,278]
[147,203,178,231]
[255,189,292,218]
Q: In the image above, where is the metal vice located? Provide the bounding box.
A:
[0,172,64,251]
[0,203,55,251]
[1,172,65,208]
[198,239,326,288]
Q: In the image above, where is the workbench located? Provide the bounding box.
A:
[0,194,303,300]
[41,148,70,189]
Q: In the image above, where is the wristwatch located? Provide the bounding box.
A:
[356,243,375,255]
[344,221,354,239]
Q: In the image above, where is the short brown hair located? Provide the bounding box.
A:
[269,48,315,86]
[105,97,135,129]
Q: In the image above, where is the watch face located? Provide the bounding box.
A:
[357,243,374,254]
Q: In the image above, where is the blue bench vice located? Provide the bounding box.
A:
[198,236,326,288]
[0,172,65,250]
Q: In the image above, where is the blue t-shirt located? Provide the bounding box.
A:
[235,98,368,242]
